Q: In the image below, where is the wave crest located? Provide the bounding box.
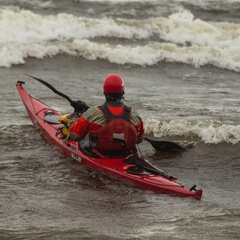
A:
[1,9,240,71]
[145,119,240,144]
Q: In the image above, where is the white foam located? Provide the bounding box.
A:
[77,0,157,2]
[78,0,240,2]
[145,119,240,144]
[1,9,240,71]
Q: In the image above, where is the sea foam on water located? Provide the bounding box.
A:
[0,9,240,72]
[145,119,240,144]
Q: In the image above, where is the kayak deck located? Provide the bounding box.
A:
[16,81,202,200]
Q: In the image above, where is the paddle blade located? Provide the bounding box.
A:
[144,137,185,152]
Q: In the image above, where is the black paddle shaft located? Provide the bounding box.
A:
[25,74,90,113]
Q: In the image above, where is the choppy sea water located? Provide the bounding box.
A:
[1,1,240,239]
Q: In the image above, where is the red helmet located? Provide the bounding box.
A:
[103,74,124,94]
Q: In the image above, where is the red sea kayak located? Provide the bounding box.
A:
[16,81,202,200]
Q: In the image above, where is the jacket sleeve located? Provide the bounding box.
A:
[70,115,90,141]
[135,120,144,143]
[69,107,104,141]
[130,109,145,143]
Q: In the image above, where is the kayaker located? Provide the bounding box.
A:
[69,74,145,155]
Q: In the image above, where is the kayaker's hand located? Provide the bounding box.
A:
[59,114,71,128]
[71,100,89,113]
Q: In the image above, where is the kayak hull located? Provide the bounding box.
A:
[16,81,202,200]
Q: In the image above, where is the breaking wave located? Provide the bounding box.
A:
[1,9,240,71]
[145,118,240,144]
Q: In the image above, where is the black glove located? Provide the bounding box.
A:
[71,100,90,113]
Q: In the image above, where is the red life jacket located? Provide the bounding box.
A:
[94,104,138,153]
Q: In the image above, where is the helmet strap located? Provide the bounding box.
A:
[104,92,124,101]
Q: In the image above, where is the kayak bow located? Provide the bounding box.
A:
[16,81,202,200]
